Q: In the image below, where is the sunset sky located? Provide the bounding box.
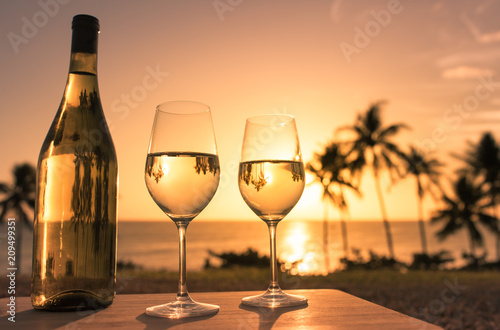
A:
[1,0,499,222]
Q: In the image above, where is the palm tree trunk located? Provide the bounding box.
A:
[493,203,500,261]
[322,199,330,273]
[340,211,349,258]
[468,235,476,261]
[496,227,499,261]
[417,193,428,255]
[496,235,499,261]
[373,168,395,259]
[339,185,349,258]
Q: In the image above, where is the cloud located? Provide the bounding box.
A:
[474,0,497,15]
[330,0,343,23]
[461,13,500,44]
[431,2,444,12]
[460,118,500,129]
[441,65,494,80]
[436,47,500,68]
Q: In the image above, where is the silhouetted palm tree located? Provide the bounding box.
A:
[404,146,444,255]
[339,101,409,259]
[307,142,360,268]
[431,174,499,258]
[0,163,36,273]
[453,132,500,259]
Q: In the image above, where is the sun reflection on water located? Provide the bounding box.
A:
[279,221,330,276]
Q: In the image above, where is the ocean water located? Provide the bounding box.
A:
[1,220,498,275]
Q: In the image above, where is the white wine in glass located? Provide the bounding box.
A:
[238,114,307,308]
[144,101,220,318]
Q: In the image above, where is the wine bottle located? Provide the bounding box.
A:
[31,14,118,311]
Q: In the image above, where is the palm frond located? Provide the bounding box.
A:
[0,183,10,193]
[433,211,461,240]
[0,199,11,223]
[378,123,410,140]
[405,146,444,201]
[0,163,36,224]
[364,102,383,133]
[477,212,500,235]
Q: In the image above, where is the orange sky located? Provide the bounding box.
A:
[1,1,499,222]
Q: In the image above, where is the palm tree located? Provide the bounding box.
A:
[0,163,36,273]
[306,141,360,270]
[404,146,444,255]
[453,132,500,259]
[339,101,409,259]
[431,174,500,259]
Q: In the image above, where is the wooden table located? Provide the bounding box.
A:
[1,289,440,329]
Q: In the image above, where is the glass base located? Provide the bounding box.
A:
[242,288,307,308]
[146,296,220,319]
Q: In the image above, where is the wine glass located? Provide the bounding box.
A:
[144,101,220,318]
[238,114,307,308]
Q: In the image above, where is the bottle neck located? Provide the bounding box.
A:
[69,26,99,75]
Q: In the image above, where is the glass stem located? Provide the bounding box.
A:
[176,221,190,300]
[267,221,281,292]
